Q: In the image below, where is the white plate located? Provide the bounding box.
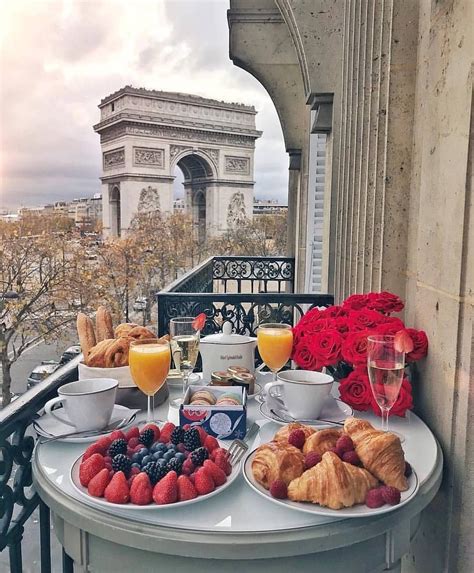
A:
[259,396,353,426]
[70,449,241,509]
[243,448,419,518]
[34,405,137,443]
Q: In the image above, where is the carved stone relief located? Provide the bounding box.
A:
[133,147,164,167]
[103,147,125,169]
[138,186,161,213]
[227,192,247,228]
[225,156,250,174]
[170,145,192,159]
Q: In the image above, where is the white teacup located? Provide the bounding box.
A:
[264,370,333,420]
[44,378,118,431]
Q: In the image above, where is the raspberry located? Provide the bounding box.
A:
[304,452,322,469]
[365,488,385,508]
[380,486,401,505]
[269,480,288,499]
[124,426,140,441]
[128,437,140,449]
[182,458,195,475]
[404,461,412,477]
[288,429,306,449]
[342,450,361,466]
[335,435,354,454]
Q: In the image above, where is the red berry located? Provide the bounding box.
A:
[79,453,105,487]
[288,429,306,449]
[82,442,106,461]
[182,458,195,475]
[380,486,401,505]
[329,447,341,458]
[204,435,219,453]
[342,450,361,466]
[336,435,354,454]
[177,475,198,501]
[365,488,385,508]
[128,437,140,449]
[130,472,153,505]
[96,436,113,451]
[110,430,126,442]
[212,447,229,461]
[404,461,412,477]
[159,422,175,443]
[125,426,140,441]
[203,459,227,486]
[188,472,196,485]
[88,468,110,497]
[176,443,186,453]
[269,480,288,499]
[142,423,160,442]
[194,467,215,495]
[214,455,232,476]
[104,471,130,504]
[195,426,208,444]
[304,452,322,469]
[153,471,178,504]
[130,466,140,476]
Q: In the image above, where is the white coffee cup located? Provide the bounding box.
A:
[44,378,118,431]
[264,370,333,420]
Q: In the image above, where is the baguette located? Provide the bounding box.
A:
[96,306,114,342]
[77,313,96,361]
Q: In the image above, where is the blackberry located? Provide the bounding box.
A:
[143,461,168,485]
[170,427,185,445]
[183,428,201,451]
[166,457,183,475]
[112,454,132,477]
[109,438,127,458]
[138,428,154,448]
[190,447,208,467]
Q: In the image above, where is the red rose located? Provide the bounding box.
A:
[303,318,337,335]
[367,291,404,314]
[309,329,343,368]
[298,307,324,327]
[405,328,429,362]
[321,305,348,318]
[341,330,373,366]
[376,319,405,336]
[292,338,320,370]
[334,317,350,337]
[347,309,385,331]
[342,294,371,311]
[338,367,373,411]
[370,377,413,417]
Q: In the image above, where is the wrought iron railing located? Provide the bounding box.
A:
[0,357,79,573]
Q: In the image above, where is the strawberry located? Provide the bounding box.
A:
[177,475,198,501]
[142,423,160,442]
[203,459,227,486]
[127,437,140,449]
[96,436,112,451]
[182,458,195,475]
[130,472,153,505]
[104,471,130,504]
[87,468,110,497]
[195,426,208,444]
[128,474,138,487]
[104,456,112,470]
[214,455,232,476]
[194,467,215,495]
[153,471,178,505]
[110,430,126,442]
[204,435,219,453]
[212,447,229,461]
[79,453,105,486]
[82,442,106,461]
[125,426,140,441]
[159,422,175,444]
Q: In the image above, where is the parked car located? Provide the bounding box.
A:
[133,297,148,311]
[27,361,60,389]
[59,345,82,364]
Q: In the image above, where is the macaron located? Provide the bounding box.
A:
[190,390,216,405]
[189,399,212,406]
[216,393,242,406]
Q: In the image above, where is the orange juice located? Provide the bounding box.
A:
[257,327,293,372]
[129,343,171,396]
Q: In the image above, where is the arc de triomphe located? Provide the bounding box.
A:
[93,86,261,239]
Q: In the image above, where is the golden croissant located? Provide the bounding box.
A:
[344,418,408,491]
[273,423,315,445]
[288,451,378,509]
[302,428,342,455]
[252,442,305,488]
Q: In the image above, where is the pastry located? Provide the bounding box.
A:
[252,442,305,488]
[344,418,408,491]
[77,313,97,360]
[273,423,316,445]
[288,451,378,510]
[190,390,216,405]
[86,339,115,367]
[302,428,343,455]
[216,393,242,406]
[127,326,155,340]
[190,399,212,406]
[96,306,114,342]
[104,336,130,368]
[114,322,139,338]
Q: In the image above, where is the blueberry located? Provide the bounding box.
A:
[167,447,176,454]
[175,452,185,462]
[139,448,148,456]
[157,458,167,467]
[132,462,141,469]
[142,455,151,465]
[157,443,166,451]
[163,451,174,461]
[153,452,163,460]
[132,453,142,463]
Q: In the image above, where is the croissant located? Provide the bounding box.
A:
[344,418,408,491]
[252,442,305,488]
[273,423,316,445]
[104,336,130,367]
[114,323,139,338]
[86,339,115,367]
[288,451,378,509]
[127,326,155,340]
[96,306,114,342]
[302,428,342,455]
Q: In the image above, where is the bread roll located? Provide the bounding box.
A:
[77,313,96,361]
[96,306,114,342]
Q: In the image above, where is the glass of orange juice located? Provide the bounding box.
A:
[129,338,171,423]
[257,323,293,381]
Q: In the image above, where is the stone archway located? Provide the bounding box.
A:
[109,184,121,237]
[94,86,261,238]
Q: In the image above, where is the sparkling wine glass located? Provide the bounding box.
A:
[367,335,405,433]
[257,323,293,382]
[129,338,171,423]
[170,317,201,401]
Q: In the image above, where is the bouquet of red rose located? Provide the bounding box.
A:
[291,292,428,417]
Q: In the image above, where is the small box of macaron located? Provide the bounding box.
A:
[180,386,247,440]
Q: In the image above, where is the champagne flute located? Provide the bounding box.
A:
[129,338,171,423]
[367,335,405,433]
[257,323,293,382]
[170,317,201,400]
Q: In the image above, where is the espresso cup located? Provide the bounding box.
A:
[44,378,118,431]
[265,370,333,420]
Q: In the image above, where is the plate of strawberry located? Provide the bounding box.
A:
[71,422,240,507]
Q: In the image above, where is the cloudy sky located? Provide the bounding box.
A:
[0,0,288,210]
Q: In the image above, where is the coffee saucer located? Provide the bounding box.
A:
[34,404,137,443]
[259,396,353,426]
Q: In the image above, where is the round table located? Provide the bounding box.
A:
[33,382,442,573]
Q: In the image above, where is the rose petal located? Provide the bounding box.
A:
[191,313,206,331]
[394,329,414,354]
